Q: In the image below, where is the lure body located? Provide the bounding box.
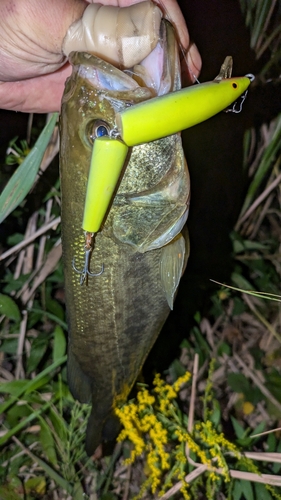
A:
[82,137,128,233]
[60,21,190,454]
[116,76,251,146]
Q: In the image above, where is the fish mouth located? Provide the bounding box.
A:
[67,19,181,100]
[124,19,181,96]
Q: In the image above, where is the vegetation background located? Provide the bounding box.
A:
[0,0,280,498]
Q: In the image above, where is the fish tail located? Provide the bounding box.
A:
[86,407,121,456]
[68,346,121,455]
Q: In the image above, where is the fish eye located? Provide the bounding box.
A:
[96,125,108,137]
[88,120,110,144]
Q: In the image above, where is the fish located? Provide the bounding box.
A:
[60,19,190,455]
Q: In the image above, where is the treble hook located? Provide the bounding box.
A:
[72,232,104,285]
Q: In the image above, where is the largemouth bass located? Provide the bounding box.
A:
[60,20,189,455]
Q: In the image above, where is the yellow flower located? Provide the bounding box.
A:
[243,401,254,415]
[173,371,191,393]
[146,449,162,493]
[137,388,155,407]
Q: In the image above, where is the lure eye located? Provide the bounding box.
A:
[87,120,110,144]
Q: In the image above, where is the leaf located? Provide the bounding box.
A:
[233,479,243,500]
[0,398,54,447]
[0,294,21,321]
[232,237,268,254]
[47,406,68,444]
[210,399,221,427]
[254,483,273,500]
[39,417,58,466]
[266,431,276,452]
[227,373,250,393]
[24,476,46,497]
[217,341,231,357]
[251,420,266,441]
[231,272,255,292]
[26,336,48,374]
[53,326,67,363]
[0,380,28,396]
[0,113,58,224]
[230,416,245,440]
[0,338,20,355]
[240,480,254,500]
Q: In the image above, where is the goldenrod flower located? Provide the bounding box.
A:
[113,368,271,500]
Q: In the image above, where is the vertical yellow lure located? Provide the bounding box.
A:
[82,136,128,233]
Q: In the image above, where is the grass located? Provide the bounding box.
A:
[0,1,281,498]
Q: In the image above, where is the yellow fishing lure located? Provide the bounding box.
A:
[82,75,252,240]
[82,137,128,234]
[116,76,251,146]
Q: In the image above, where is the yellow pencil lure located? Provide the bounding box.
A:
[116,76,252,146]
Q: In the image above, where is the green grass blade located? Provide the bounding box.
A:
[0,113,58,224]
[30,453,72,494]
[250,0,269,48]
[240,114,281,215]
[0,399,56,446]
[28,308,68,331]
[211,279,281,302]
[0,355,67,414]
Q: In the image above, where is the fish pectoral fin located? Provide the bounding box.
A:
[113,204,188,251]
[67,346,92,404]
[160,231,189,310]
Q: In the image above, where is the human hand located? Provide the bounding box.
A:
[0,0,201,113]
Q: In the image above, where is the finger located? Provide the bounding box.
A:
[0,0,87,81]
[86,0,202,80]
[63,1,162,68]
[0,64,72,113]
[87,0,189,48]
